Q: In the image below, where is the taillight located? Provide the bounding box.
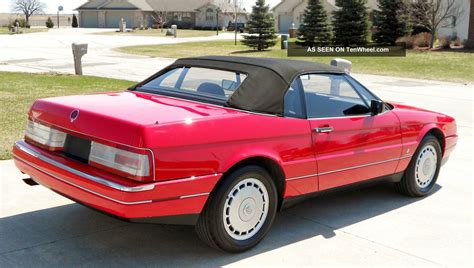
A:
[24,120,66,151]
[89,141,153,181]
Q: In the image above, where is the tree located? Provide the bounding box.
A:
[45,16,54,28]
[11,0,45,24]
[297,0,332,46]
[72,14,78,28]
[332,0,369,46]
[241,0,277,51]
[411,0,465,48]
[151,10,170,32]
[373,0,410,45]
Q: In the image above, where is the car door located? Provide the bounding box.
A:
[300,73,403,191]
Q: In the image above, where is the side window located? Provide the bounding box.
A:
[344,75,379,103]
[284,80,304,118]
[301,74,370,118]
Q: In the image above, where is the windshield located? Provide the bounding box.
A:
[137,67,248,100]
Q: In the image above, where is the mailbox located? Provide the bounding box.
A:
[330,58,352,74]
[171,25,177,38]
[72,43,88,75]
[281,34,289,49]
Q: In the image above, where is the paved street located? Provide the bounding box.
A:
[0,29,473,267]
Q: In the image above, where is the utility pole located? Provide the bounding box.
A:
[57,6,63,28]
[216,8,220,36]
[234,0,237,45]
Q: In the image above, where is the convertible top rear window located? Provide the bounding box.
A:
[139,67,248,101]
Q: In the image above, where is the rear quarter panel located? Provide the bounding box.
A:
[142,113,317,195]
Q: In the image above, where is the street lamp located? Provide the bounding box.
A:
[216,7,221,36]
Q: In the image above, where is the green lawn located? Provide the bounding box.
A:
[0,72,134,160]
[118,40,474,83]
[95,29,217,38]
[0,27,48,35]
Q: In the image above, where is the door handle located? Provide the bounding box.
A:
[314,127,334,133]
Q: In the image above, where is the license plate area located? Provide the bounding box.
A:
[63,135,91,163]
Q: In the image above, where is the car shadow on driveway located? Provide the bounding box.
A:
[0,183,440,267]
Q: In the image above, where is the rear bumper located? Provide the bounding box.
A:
[13,140,221,223]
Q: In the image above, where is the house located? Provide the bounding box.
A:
[272,0,378,33]
[273,0,473,42]
[437,0,473,41]
[75,0,247,29]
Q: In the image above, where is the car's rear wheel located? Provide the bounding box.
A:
[396,134,442,197]
[195,165,278,253]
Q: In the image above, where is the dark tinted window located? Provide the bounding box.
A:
[301,74,370,118]
[284,80,305,118]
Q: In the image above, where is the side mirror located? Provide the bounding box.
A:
[370,100,384,115]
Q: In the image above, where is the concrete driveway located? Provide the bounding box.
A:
[0,29,473,267]
[0,28,235,81]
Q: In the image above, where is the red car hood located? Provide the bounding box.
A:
[28,91,244,147]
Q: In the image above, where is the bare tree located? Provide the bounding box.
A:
[151,10,170,32]
[412,0,465,48]
[11,0,45,23]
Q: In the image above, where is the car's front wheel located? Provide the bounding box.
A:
[396,134,442,197]
[195,165,278,253]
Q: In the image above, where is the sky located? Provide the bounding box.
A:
[0,0,282,14]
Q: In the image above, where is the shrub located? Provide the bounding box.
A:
[413,32,431,48]
[72,14,78,28]
[45,17,54,28]
[17,18,30,28]
[396,35,414,49]
[453,37,462,47]
[193,26,202,30]
[463,39,474,50]
[438,36,451,49]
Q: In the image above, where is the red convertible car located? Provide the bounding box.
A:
[13,56,457,252]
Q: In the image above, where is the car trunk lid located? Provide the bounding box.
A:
[29,91,244,148]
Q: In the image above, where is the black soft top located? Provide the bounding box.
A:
[151,56,344,115]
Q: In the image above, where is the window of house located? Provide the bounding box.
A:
[206,8,215,21]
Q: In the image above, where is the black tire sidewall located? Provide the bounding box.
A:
[406,135,442,196]
[207,165,278,252]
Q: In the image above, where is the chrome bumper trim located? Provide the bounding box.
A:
[15,141,156,192]
[286,154,413,181]
[14,155,152,205]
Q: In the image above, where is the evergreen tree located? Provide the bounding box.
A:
[333,0,369,46]
[45,17,54,28]
[241,0,277,51]
[72,14,78,28]
[373,0,410,45]
[297,0,332,45]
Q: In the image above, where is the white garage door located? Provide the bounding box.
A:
[106,12,134,28]
[81,11,99,28]
[278,15,293,33]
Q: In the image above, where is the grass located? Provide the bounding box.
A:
[95,29,217,38]
[118,40,474,83]
[0,27,48,35]
[0,72,134,160]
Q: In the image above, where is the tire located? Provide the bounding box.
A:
[396,134,442,197]
[195,165,278,253]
